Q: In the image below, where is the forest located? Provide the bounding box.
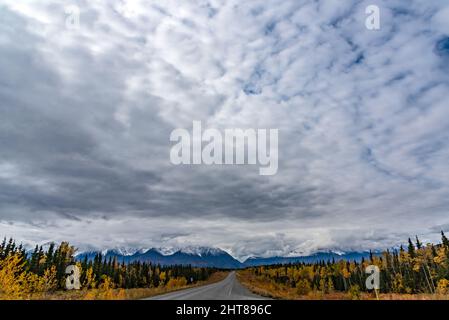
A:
[237,232,449,299]
[0,238,219,299]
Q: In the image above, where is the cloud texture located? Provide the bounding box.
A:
[1,0,449,259]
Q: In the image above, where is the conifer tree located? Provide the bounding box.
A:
[441,231,449,248]
[415,236,422,250]
[408,238,416,259]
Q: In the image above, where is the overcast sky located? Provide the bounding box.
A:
[1,0,449,260]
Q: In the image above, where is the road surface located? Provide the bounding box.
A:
[146,271,268,300]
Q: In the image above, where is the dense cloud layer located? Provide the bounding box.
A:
[1,0,449,259]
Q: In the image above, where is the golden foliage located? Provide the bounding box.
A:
[296,279,311,295]
[166,277,188,289]
[0,254,29,299]
[437,279,449,294]
[347,285,361,300]
[83,266,96,289]
[0,254,59,299]
[83,276,118,300]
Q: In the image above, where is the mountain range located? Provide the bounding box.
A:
[76,246,375,269]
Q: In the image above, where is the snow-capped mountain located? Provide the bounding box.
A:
[76,246,377,269]
[77,246,242,269]
[101,247,141,257]
[153,247,178,256]
[178,246,225,257]
[151,246,225,257]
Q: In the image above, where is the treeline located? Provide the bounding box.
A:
[246,232,449,297]
[0,238,217,299]
[78,251,214,289]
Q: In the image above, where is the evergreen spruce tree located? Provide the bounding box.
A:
[441,231,449,248]
[415,236,422,250]
[37,246,44,275]
[30,245,39,273]
[407,238,416,259]
[5,238,15,256]
[0,237,6,258]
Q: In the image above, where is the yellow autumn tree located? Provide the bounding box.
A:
[83,275,123,300]
[0,253,29,299]
[39,266,58,293]
[391,273,405,293]
[166,277,188,289]
[437,279,449,294]
[83,266,96,289]
[296,279,311,295]
[159,271,167,285]
[97,275,115,299]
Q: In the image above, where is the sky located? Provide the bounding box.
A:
[0,0,449,260]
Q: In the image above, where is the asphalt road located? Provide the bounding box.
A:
[146,271,268,300]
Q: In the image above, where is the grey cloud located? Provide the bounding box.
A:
[0,0,449,258]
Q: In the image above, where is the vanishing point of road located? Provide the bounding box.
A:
[145,271,269,300]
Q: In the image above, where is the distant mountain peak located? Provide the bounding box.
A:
[102,247,141,257]
[177,246,226,257]
[153,247,178,256]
